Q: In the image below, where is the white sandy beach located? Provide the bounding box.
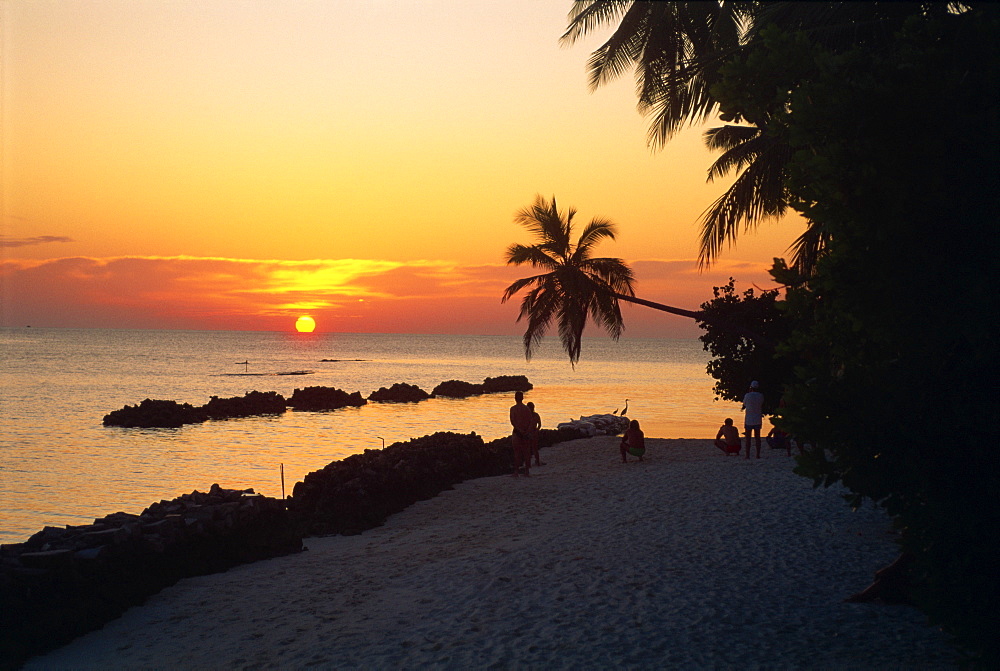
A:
[26,438,957,669]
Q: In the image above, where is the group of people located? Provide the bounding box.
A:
[508,391,545,477]
[509,391,647,475]
[714,380,799,458]
[511,381,795,471]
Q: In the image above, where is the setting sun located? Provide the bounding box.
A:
[295,316,316,333]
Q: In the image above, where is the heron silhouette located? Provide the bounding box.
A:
[612,399,630,416]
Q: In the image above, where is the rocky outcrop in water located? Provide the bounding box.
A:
[287,386,367,411]
[431,379,485,398]
[102,398,209,428]
[368,382,431,403]
[204,390,287,418]
[431,376,533,398]
[103,377,535,427]
[103,391,287,428]
[0,484,301,668]
[482,375,533,393]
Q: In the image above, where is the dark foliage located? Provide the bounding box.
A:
[737,7,1000,663]
[696,278,794,414]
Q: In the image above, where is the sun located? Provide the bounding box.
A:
[294,316,316,333]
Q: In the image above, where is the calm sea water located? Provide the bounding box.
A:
[0,328,741,543]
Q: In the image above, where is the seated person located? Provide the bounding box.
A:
[714,418,742,455]
[620,419,646,463]
[766,424,791,455]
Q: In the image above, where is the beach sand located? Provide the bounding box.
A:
[26,438,957,669]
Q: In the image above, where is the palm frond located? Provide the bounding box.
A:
[787,223,830,276]
[557,297,590,365]
[698,140,790,269]
[704,124,761,152]
[573,217,618,262]
[579,257,636,297]
[514,194,571,257]
[704,126,768,182]
[504,243,559,270]
[561,0,633,46]
[501,273,547,304]
[589,287,626,341]
[580,3,657,92]
[521,285,559,361]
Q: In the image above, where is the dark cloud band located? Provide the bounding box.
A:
[0,235,74,248]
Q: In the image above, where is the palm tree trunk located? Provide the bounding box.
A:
[613,293,703,320]
[613,293,771,346]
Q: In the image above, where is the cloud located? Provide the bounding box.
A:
[0,253,776,337]
[0,235,74,248]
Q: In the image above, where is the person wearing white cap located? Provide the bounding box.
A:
[742,381,765,459]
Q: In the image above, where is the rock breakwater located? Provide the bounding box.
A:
[287,426,586,537]
[0,485,301,668]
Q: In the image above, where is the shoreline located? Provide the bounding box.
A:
[25,438,957,669]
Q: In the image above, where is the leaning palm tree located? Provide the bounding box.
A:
[502,195,701,364]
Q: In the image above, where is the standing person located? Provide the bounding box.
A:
[619,419,646,463]
[509,391,533,477]
[742,381,765,459]
[714,418,742,455]
[526,401,545,467]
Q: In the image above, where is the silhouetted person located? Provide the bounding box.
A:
[742,381,765,459]
[509,391,533,476]
[766,423,791,456]
[620,419,646,462]
[527,401,544,467]
[714,418,742,455]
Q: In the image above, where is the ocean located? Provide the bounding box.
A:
[0,328,741,544]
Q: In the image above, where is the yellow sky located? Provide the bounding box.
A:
[1,0,804,336]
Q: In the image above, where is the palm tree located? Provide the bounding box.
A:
[561,1,746,148]
[502,195,704,364]
[562,1,935,274]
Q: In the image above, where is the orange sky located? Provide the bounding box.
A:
[1,0,804,338]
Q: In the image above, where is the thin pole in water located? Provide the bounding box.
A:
[280,462,285,499]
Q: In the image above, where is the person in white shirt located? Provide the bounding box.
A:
[742,380,765,459]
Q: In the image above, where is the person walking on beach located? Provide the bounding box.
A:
[714,418,742,455]
[509,391,533,477]
[619,419,646,463]
[526,401,545,467]
[742,381,765,459]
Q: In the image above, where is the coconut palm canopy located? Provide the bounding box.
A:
[561,1,946,274]
[501,195,636,365]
